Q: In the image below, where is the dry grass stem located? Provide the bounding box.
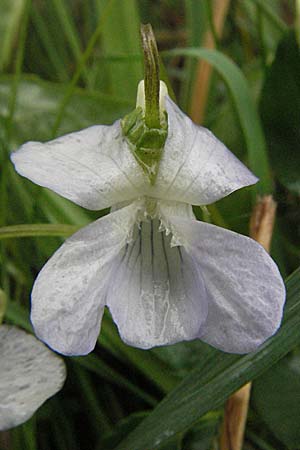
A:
[189,0,231,124]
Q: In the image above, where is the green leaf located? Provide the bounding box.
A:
[253,352,300,449]
[116,268,300,450]
[164,48,272,195]
[260,31,300,195]
[99,0,143,100]
[0,0,26,71]
[180,0,208,109]
[0,224,78,240]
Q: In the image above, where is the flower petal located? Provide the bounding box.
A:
[11,123,143,210]
[170,217,286,353]
[106,219,208,349]
[31,202,139,356]
[0,325,66,430]
[151,97,258,205]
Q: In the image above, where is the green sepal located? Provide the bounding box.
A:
[121,107,168,184]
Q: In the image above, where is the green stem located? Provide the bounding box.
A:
[140,24,161,128]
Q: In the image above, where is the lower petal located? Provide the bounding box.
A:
[170,217,286,353]
[106,219,208,349]
[31,202,139,356]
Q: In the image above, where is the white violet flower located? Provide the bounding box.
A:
[11,81,285,356]
[0,325,66,430]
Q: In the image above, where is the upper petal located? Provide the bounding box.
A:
[150,97,258,205]
[0,325,66,430]
[11,123,145,210]
[106,218,208,349]
[31,202,139,356]
[170,217,286,353]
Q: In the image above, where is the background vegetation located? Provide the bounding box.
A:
[0,0,300,449]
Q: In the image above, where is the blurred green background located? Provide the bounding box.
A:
[1,1,300,449]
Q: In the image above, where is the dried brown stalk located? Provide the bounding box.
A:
[220,195,277,450]
[189,0,231,124]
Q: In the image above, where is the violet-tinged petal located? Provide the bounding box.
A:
[0,325,66,431]
[106,218,208,349]
[11,123,143,210]
[170,217,286,353]
[150,97,258,205]
[31,202,139,356]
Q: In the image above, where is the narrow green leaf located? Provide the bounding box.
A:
[117,268,300,450]
[74,354,157,406]
[99,0,143,100]
[0,224,78,240]
[72,364,112,433]
[250,0,287,34]
[164,48,272,195]
[30,6,69,82]
[6,0,31,142]
[0,0,26,70]
[51,0,89,84]
[181,0,208,109]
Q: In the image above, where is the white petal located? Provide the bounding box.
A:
[106,218,208,349]
[170,217,286,353]
[0,325,66,430]
[150,97,258,205]
[11,123,144,210]
[31,202,139,356]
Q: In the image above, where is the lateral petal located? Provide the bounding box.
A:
[151,97,258,205]
[106,218,208,349]
[0,325,66,430]
[31,202,139,356]
[11,123,144,210]
[170,217,286,353]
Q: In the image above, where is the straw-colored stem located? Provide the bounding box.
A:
[220,195,277,450]
[189,0,230,124]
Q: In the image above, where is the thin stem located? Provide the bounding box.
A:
[140,24,160,128]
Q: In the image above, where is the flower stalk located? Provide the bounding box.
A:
[140,23,161,129]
